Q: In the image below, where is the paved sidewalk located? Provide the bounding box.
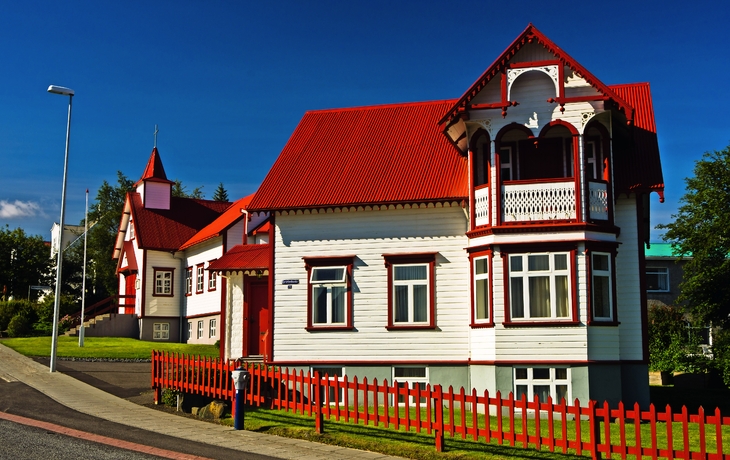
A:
[0,344,400,460]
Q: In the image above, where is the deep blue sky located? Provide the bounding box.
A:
[1,0,727,241]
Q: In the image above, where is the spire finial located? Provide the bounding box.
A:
[154,125,159,148]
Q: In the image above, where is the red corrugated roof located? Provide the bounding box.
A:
[178,195,254,250]
[135,147,172,186]
[207,244,270,271]
[609,83,664,200]
[441,24,634,127]
[248,100,468,211]
[129,193,230,251]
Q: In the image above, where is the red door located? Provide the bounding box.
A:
[246,280,269,356]
[124,274,136,314]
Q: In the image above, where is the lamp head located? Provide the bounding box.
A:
[47,85,75,96]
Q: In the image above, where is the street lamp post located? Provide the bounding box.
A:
[48,84,74,373]
[79,188,88,347]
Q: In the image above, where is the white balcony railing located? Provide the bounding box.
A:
[502,180,576,222]
[588,181,609,220]
[474,186,489,227]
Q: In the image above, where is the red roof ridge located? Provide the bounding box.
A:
[305,99,459,115]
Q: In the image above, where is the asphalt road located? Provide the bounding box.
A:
[0,364,276,460]
[0,418,164,460]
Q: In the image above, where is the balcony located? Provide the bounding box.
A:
[475,186,490,227]
[502,180,576,223]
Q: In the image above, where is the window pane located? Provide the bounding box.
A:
[528,255,549,271]
[554,254,567,270]
[555,368,567,380]
[313,287,327,323]
[475,258,488,275]
[510,256,523,272]
[312,268,345,282]
[593,275,610,318]
[476,279,488,320]
[394,367,426,378]
[556,385,568,403]
[515,368,528,379]
[394,265,427,281]
[313,367,343,378]
[534,385,550,403]
[394,286,409,322]
[331,286,345,323]
[413,285,427,322]
[533,368,550,379]
[555,275,569,317]
[593,254,609,271]
[529,276,550,317]
[511,278,524,318]
[516,384,527,400]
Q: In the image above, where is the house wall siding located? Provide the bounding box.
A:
[143,181,170,210]
[272,206,470,363]
[184,238,223,319]
[144,250,181,317]
[227,272,244,359]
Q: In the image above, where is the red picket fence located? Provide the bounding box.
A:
[151,351,730,459]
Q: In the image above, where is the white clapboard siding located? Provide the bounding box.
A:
[144,250,181,317]
[273,206,470,363]
[184,238,224,317]
[142,181,170,210]
[226,273,244,359]
[614,197,644,361]
[225,220,245,248]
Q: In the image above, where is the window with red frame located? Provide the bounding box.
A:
[384,253,436,329]
[208,269,216,291]
[304,256,354,330]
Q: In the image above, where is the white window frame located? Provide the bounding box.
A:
[473,256,490,323]
[509,253,571,321]
[153,322,169,340]
[393,367,428,406]
[129,221,135,239]
[500,145,514,181]
[311,366,345,406]
[187,322,192,340]
[310,266,348,326]
[209,319,217,338]
[646,266,670,292]
[514,367,570,405]
[591,252,613,320]
[185,267,193,295]
[196,265,205,294]
[154,269,173,296]
[197,320,203,339]
[392,263,430,325]
[585,140,604,181]
[208,269,216,291]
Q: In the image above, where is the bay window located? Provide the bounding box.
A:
[304,256,354,330]
[473,256,491,324]
[591,252,612,320]
[509,253,572,321]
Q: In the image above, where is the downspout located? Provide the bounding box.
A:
[171,250,185,343]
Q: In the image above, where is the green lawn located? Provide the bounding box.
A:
[0,336,218,359]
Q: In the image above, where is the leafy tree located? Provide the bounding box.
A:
[172,179,204,199]
[0,225,52,301]
[212,182,229,202]
[81,171,135,302]
[659,145,730,328]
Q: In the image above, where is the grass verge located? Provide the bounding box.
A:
[0,336,218,359]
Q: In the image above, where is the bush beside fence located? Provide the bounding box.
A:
[151,351,730,459]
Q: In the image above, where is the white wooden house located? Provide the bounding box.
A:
[245,24,664,407]
[113,148,267,348]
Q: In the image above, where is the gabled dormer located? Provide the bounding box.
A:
[135,147,173,211]
[440,24,662,234]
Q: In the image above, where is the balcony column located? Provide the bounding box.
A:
[577,133,586,222]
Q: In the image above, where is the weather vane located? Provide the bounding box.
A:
[154,124,159,148]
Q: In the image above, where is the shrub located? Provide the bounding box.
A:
[0,300,33,332]
[162,388,181,407]
[648,304,691,372]
[7,304,37,337]
[33,294,79,335]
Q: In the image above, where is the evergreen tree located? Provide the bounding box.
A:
[172,179,204,199]
[212,182,229,202]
